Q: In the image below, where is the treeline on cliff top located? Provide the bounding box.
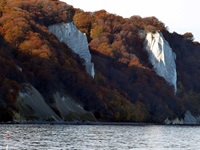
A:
[73,8,200,117]
[1,0,200,122]
[0,0,151,122]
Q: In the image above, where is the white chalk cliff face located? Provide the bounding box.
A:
[145,31,177,92]
[48,22,95,78]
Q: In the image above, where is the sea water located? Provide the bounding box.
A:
[0,124,200,149]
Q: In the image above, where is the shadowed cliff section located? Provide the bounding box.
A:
[91,50,183,122]
[163,31,200,116]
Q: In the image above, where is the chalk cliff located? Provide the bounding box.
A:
[165,111,200,124]
[145,31,177,92]
[1,0,200,124]
[14,84,95,122]
[48,22,95,77]
[53,92,96,121]
[15,84,61,122]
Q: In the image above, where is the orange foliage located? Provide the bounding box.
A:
[73,10,92,38]
[0,0,190,122]
[74,9,183,122]
[19,32,52,58]
[183,32,194,41]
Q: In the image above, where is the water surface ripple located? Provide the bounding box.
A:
[0,124,199,149]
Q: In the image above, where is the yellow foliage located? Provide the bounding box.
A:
[97,42,112,56]
[91,26,103,38]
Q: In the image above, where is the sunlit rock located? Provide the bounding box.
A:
[48,22,95,77]
[145,31,177,92]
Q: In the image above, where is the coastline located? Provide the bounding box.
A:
[0,121,199,126]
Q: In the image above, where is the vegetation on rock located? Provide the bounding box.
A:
[0,0,200,123]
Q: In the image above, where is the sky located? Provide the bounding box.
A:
[61,0,200,42]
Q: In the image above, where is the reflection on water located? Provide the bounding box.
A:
[0,124,200,149]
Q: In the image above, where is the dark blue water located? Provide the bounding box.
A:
[0,124,199,149]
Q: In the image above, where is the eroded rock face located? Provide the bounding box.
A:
[48,22,95,77]
[184,111,200,124]
[145,31,177,92]
[14,83,96,122]
[15,84,61,122]
[165,111,200,125]
[53,92,96,121]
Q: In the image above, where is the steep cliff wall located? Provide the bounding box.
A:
[48,22,95,77]
[145,31,177,92]
[15,84,61,122]
[53,92,96,121]
[14,84,96,122]
[2,0,200,124]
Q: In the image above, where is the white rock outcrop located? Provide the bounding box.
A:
[145,31,177,92]
[48,22,95,78]
[164,117,184,125]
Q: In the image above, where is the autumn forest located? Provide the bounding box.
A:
[0,0,200,123]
